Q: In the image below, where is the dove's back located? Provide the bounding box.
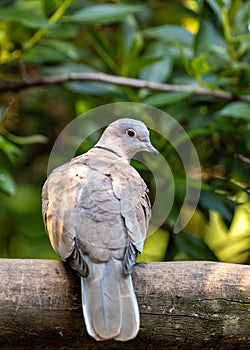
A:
[42,147,151,341]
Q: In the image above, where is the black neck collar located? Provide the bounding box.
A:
[94,145,122,158]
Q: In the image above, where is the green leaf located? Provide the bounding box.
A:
[0,136,23,163]
[46,23,78,39]
[42,0,57,18]
[208,177,247,194]
[143,92,192,107]
[206,0,223,21]
[124,32,144,61]
[66,82,119,96]
[68,4,145,24]
[219,102,250,120]
[87,27,117,71]
[232,33,250,43]
[137,229,169,262]
[0,6,49,28]
[6,134,48,145]
[143,25,193,46]
[127,56,161,77]
[0,165,16,195]
[42,62,97,75]
[23,43,70,63]
[140,42,173,83]
[174,232,218,261]
[191,56,210,77]
[199,191,237,227]
[194,4,226,56]
[121,15,139,55]
[42,39,79,60]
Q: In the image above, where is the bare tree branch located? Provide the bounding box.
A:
[236,154,250,164]
[1,72,250,102]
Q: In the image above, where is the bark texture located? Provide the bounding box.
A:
[0,259,249,349]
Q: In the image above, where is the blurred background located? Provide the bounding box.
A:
[0,0,249,263]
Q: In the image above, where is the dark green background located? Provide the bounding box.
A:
[0,0,249,263]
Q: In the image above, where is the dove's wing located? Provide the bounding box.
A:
[42,159,91,276]
[108,162,151,274]
[42,161,79,259]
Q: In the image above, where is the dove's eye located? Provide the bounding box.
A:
[126,129,136,138]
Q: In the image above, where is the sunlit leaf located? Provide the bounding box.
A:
[199,190,238,227]
[191,56,210,76]
[137,229,169,262]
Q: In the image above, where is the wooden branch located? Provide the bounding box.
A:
[236,154,250,165]
[1,72,250,102]
[0,259,249,349]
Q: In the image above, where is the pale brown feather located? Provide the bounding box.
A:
[42,120,154,341]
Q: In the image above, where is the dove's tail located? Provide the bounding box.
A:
[81,257,139,341]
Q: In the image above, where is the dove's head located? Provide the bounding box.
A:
[96,118,158,161]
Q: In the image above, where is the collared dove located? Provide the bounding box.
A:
[42,118,158,341]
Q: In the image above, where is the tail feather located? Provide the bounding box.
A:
[115,274,139,341]
[81,257,139,341]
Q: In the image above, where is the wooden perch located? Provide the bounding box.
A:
[0,259,249,349]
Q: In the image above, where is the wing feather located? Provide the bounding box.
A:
[108,162,151,273]
[42,161,89,268]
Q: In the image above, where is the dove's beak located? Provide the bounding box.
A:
[145,142,159,156]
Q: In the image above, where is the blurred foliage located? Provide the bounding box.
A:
[0,0,249,263]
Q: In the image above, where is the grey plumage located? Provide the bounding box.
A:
[42,118,158,341]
